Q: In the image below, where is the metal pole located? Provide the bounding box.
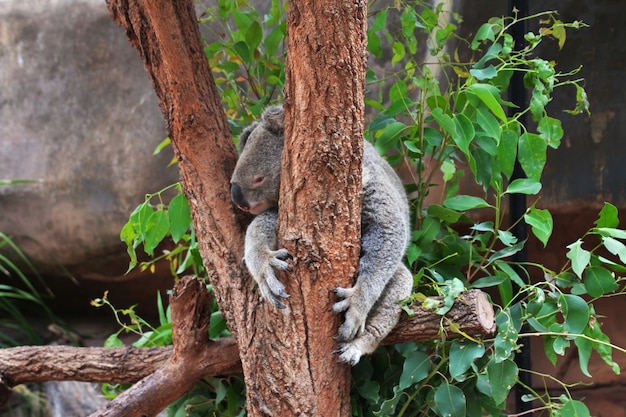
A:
[508,0,533,414]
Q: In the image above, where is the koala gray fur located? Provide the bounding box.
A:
[230,105,413,365]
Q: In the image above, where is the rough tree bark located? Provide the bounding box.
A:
[104,0,366,416]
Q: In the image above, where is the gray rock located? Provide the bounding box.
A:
[0,0,178,282]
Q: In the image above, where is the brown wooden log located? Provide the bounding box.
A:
[384,289,496,345]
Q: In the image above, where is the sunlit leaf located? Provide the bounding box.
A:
[524,207,553,247]
[505,178,542,195]
[566,239,590,278]
[594,202,620,228]
[443,195,491,211]
[467,83,507,123]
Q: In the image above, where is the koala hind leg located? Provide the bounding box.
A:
[335,264,412,365]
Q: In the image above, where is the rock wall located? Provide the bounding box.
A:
[0,0,178,287]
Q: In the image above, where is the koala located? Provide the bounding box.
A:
[230,105,413,365]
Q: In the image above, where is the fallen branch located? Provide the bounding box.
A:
[0,275,494,415]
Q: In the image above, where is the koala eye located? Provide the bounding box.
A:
[253,174,266,186]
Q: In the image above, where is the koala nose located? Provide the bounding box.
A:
[230,183,249,210]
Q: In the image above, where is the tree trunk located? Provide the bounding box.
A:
[241,0,369,415]
[104,0,366,416]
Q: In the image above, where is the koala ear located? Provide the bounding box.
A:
[238,121,259,152]
[262,105,284,134]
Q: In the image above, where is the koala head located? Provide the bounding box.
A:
[230,105,284,215]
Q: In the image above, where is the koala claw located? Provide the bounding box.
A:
[334,342,364,366]
[248,248,292,309]
[332,287,367,342]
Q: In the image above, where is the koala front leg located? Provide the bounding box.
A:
[244,210,291,308]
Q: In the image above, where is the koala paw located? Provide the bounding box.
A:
[332,287,367,342]
[334,341,366,366]
[246,248,292,309]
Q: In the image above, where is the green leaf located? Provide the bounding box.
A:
[371,8,387,32]
[168,192,192,243]
[566,239,591,278]
[475,106,502,142]
[538,116,563,149]
[144,210,170,256]
[367,30,382,57]
[431,107,458,138]
[452,113,474,156]
[449,340,485,380]
[232,41,250,63]
[375,121,406,154]
[467,83,507,123]
[595,202,620,228]
[487,359,518,404]
[583,266,618,297]
[494,260,526,288]
[443,195,491,211]
[561,294,589,334]
[470,65,498,80]
[595,227,626,240]
[574,336,593,377]
[602,236,626,264]
[472,276,506,289]
[433,382,466,417]
[245,21,263,52]
[584,317,621,374]
[427,204,465,224]
[496,129,518,180]
[518,132,547,181]
[471,22,496,49]
[560,399,591,417]
[494,310,519,362]
[399,351,431,389]
[391,41,405,65]
[373,385,402,416]
[505,178,541,195]
[524,208,553,247]
[264,25,284,57]
[488,240,525,263]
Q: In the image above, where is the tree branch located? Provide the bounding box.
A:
[0,284,494,412]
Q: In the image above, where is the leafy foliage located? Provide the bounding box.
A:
[114,1,626,416]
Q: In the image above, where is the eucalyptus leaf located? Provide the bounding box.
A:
[467,83,507,122]
[524,207,553,247]
[486,359,518,404]
[399,351,431,389]
[433,382,466,417]
[449,340,485,380]
[518,132,547,181]
[561,294,589,334]
[505,178,542,195]
[583,266,618,297]
[443,195,491,211]
[594,202,619,228]
[566,239,590,278]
